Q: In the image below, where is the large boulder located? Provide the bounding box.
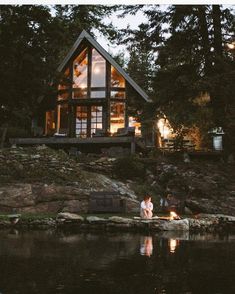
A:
[0,184,35,211]
[57,212,84,221]
[86,216,107,223]
[156,219,190,231]
[108,216,134,223]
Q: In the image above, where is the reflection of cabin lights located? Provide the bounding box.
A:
[80,84,86,89]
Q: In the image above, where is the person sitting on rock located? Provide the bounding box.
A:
[160,196,169,212]
[140,195,153,219]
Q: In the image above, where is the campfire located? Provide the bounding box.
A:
[170,211,181,220]
[158,211,181,221]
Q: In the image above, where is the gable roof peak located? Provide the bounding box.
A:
[58,30,151,102]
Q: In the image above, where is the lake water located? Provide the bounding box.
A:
[0,230,235,294]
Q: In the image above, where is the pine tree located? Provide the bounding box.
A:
[0,5,118,130]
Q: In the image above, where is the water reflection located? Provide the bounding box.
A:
[0,230,235,294]
[168,238,180,253]
[140,236,153,257]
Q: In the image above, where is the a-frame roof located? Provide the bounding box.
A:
[58,30,151,102]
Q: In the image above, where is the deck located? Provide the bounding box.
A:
[9,136,137,153]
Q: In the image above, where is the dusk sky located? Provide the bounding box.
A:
[95,7,149,58]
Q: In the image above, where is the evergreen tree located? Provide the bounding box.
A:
[120,5,235,152]
[0,5,118,130]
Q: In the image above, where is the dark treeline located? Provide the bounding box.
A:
[0,5,118,129]
[118,5,235,154]
[0,5,235,154]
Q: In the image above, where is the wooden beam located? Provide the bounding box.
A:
[130,137,136,154]
[106,62,111,132]
[68,60,74,137]
[87,46,92,98]
[124,80,128,128]
[9,136,134,145]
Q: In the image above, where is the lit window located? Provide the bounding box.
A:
[111,66,125,88]
[58,68,70,101]
[129,116,141,136]
[111,90,125,99]
[91,49,106,87]
[110,102,125,134]
[76,106,88,138]
[57,104,68,134]
[73,48,88,90]
[91,106,103,136]
[91,91,105,99]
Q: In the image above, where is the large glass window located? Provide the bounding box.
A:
[111,90,125,99]
[57,104,68,134]
[110,102,125,134]
[73,88,87,99]
[91,91,105,99]
[91,106,103,136]
[111,66,125,88]
[58,68,70,101]
[76,106,88,138]
[73,48,88,95]
[129,116,141,136]
[91,49,106,87]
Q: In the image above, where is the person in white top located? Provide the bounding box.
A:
[140,195,153,219]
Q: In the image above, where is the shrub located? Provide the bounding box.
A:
[113,155,145,180]
[6,127,30,139]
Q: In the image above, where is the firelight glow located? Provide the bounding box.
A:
[170,211,179,220]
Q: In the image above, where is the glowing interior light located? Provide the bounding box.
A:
[94,67,100,74]
[157,118,172,139]
[129,116,141,136]
[227,43,235,50]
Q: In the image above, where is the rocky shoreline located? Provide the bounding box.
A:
[1,213,235,233]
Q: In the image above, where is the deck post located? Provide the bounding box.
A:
[131,137,136,154]
[0,127,7,149]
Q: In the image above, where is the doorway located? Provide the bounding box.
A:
[75,105,103,138]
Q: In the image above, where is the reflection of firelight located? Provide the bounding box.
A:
[169,239,179,253]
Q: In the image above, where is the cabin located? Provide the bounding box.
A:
[10,30,218,153]
[25,30,149,153]
[10,30,153,153]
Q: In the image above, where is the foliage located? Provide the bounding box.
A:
[0,5,118,128]
[113,155,145,180]
[119,5,235,153]
[5,127,30,139]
